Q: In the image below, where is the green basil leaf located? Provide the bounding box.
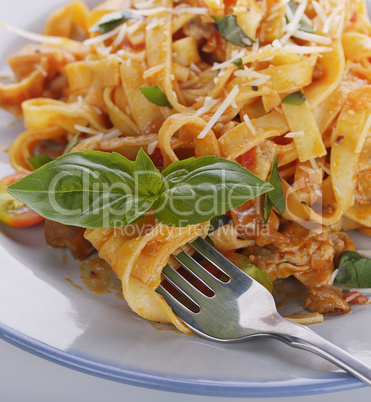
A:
[153,156,273,227]
[8,152,275,229]
[282,90,306,105]
[287,1,315,33]
[208,214,233,233]
[263,192,274,223]
[8,151,154,229]
[134,148,163,196]
[263,155,285,222]
[233,58,243,69]
[63,132,82,155]
[28,154,51,169]
[214,15,254,47]
[140,86,173,109]
[89,10,143,34]
[336,251,371,288]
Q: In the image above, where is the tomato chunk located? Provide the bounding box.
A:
[0,173,44,227]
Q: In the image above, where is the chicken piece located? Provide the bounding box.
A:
[242,223,355,289]
[44,219,95,260]
[304,285,351,314]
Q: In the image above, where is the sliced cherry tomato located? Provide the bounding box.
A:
[342,291,369,305]
[0,173,44,228]
[239,147,257,171]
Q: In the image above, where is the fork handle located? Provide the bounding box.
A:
[275,322,371,386]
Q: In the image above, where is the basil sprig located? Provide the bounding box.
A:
[89,10,143,34]
[233,58,243,69]
[263,155,285,223]
[7,150,273,229]
[140,86,173,109]
[336,251,371,288]
[282,91,306,106]
[214,15,254,47]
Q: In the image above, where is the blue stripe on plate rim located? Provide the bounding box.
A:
[0,321,364,398]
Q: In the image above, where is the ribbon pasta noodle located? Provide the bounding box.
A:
[1,0,371,332]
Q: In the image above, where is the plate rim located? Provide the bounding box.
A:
[0,321,364,398]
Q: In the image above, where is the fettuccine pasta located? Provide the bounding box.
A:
[1,0,371,332]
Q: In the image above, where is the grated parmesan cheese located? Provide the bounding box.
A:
[282,44,331,54]
[74,125,101,135]
[190,63,201,73]
[309,158,319,170]
[79,133,104,144]
[134,0,155,9]
[272,39,283,49]
[35,64,47,77]
[346,292,360,303]
[267,12,280,22]
[281,0,308,45]
[292,30,332,45]
[243,114,256,135]
[147,140,158,155]
[135,7,208,16]
[102,129,122,139]
[111,23,128,47]
[270,0,290,14]
[211,50,245,71]
[312,1,327,24]
[244,77,267,86]
[322,165,331,175]
[285,131,305,138]
[143,64,165,79]
[197,85,240,139]
[194,97,219,117]
[252,39,260,53]
[84,25,123,46]
[330,268,339,285]
[299,165,316,174]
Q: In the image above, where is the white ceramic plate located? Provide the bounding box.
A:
[0,1,370,397]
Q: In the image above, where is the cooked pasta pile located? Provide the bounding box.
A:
[1,0,371,332]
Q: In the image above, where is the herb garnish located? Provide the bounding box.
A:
[8,150,273,229]
[233,58,243,69]
[281,90,306,106]
[140,86,173,109]
[263,155,285,223]
[208,214,233,233]
[214,15,254,47]
[28,154,51,169]
[336,251,371,288]
[89,10,143,34]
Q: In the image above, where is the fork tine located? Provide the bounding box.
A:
[190,237,254,284]
[173,251,225,292]
[156,284,198,322]
[161,264,209,306]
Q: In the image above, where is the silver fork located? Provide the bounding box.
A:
[156,237,371,386]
